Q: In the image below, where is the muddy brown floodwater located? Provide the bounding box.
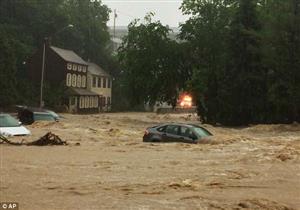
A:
[0,113,300,210]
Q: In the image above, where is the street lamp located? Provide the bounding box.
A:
[40,24,74,108]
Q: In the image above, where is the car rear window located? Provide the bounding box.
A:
[33,113,55,121]
[0,115,20,127]
[193,127,212,137]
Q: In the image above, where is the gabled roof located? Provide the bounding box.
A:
[50,46,87,65]
[87,62,110,77]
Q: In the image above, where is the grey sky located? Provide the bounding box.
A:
[102,0,188,27]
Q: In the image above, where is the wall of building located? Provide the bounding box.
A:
[87,72,112,111]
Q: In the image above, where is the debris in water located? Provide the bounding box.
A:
[0,132,67,146]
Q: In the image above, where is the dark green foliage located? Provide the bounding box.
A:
[59,0,111,68]
[180,0,300,125]
[262,0,300,123]
[118,13,186,109]
[223,0,266,125]
[0,33,18,107]
[43,81,68,108]
[180,0,234,124]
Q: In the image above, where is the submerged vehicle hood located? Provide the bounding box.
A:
[0,126,31,136]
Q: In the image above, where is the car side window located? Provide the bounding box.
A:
[180,126,193,138]
[157,126,166,132]
[166,125,179,135]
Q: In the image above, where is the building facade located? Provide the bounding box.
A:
[87,62,112,111]
[27,43,112,113]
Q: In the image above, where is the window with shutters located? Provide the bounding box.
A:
[81,75,86,87]
[66,73,72,86]
[79,97,84,108]
[77,75,82,87]
[72,64,77,71]
[103,77,106,88]
[72,74,77,87]
[67,63,72,70]
[97,77,101,87]
[93,77,97,87]
[89,96,93,108]
[85,96,89,108]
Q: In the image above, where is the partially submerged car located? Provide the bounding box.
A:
[17,106,59,125]
[143,123,212,143]
[0,113,31,136]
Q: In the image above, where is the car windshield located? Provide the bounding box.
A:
[33,113,55,121]
[193,127,212,137]
[0,115,20,127]
[47,110,59,119]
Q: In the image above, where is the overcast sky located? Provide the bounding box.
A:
[102,0,188,27]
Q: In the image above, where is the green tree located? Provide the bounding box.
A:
[61,0,111,69]
[118,13,182,109]
[262,0,300,122]
[180,0,234,124]
[223,0,265,125]
[0,33,18,107]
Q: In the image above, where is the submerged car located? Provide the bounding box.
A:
[143,123,212,143]
[17,106,59,125]
[0,113,31,136]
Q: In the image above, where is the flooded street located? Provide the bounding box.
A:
[1,113,300,210]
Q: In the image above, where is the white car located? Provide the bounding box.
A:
[0,114,31,136]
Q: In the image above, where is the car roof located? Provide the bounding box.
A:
[17,106,54,114]
[0,113,11,117]
[34,112,53,115]
[158,123,199,128]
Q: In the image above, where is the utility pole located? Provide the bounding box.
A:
[40,38,46,108]
[39,24,73,108]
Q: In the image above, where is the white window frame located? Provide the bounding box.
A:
[72,74,77,87]
[66,73,72,87]
[81,75,86,87]
[77,75,82,88]
[79,96,84,108]
[72,64,77,71]
[78,65,82,72]
[82,66,87,72]
[89,96,93,108]
[85,96,89,108]
[67,63,72,70]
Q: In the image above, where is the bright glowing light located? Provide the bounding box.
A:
[179,94,193,107]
